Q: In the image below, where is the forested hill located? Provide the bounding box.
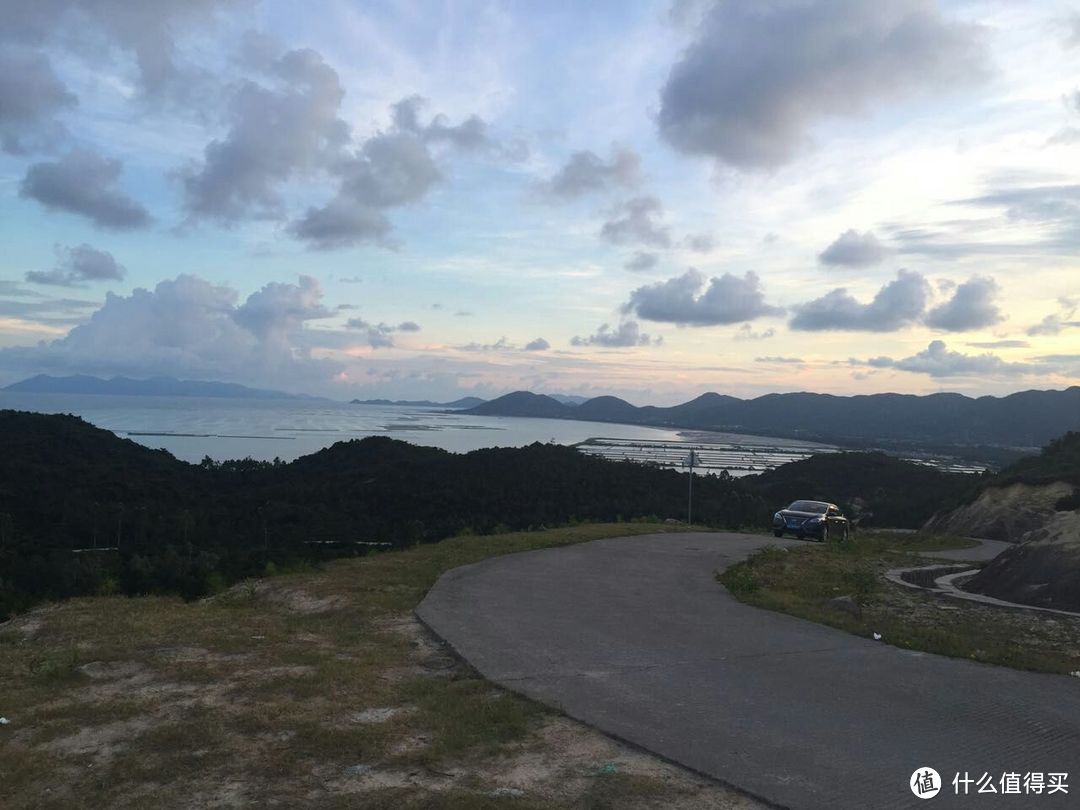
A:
[0,410,762,616]
[465,388,1080,447]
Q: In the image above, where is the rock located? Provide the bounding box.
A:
[343,764,372,777]
[491,787,525,798]
[828,595,862,619]
[664,518,680,524]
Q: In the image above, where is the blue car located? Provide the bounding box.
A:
[773,500,849,542]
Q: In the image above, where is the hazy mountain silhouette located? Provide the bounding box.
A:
[465,388,1080,447]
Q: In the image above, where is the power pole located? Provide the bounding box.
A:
[687,449,697,525]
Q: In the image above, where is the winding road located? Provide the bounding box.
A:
[417,532,1080,809]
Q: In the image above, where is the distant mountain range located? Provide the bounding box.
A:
[351,396,487,409]
[3,374,322,401]
[464,388,1080,448]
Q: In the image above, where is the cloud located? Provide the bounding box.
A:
[682,233,715,253]
[790,269,929,331]
[20,148,151,229]
[0,48,75,154]
[599,196,671,248]
[958,185,1080,224]
[734,324,775,341]
[924,276,1003,332]
[967,339,1029,349]
[1026,297,1079,336]
[524,337,550,351]
[571,320,657,347]
[234,275,332,346]
[624,268,783,326]
[390,95,494,154]
[181,47,349,223]
[459,336,512,352]
[542,147,640,198]
[25,244,126,287]
[865,340,1035,378]
[819,229,887,267]
[0,274,341,386]
[658,1,986,169]
[291,97,487,250]
[1068,13,1080,48]
[1048,127,1080,146]
[0,0,239,102]
[624,251,659,272]
[345,317,421,349]
[755,356,803,364]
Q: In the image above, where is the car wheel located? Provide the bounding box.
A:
[773,530,783,538]
[820,525,829,543]
[841,525,849,543]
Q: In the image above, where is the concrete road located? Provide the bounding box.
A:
[417,532,1080,809]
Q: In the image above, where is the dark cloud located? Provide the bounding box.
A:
[25,244,126,287]
[790,269,929,332]
[524,337,550,351]
[624,251,659,272]
[658,1,986,169]
[571,321,657,347]
[924,275,1003,332]
[599,196,671,248]
[181,47,349,223]
[20,149,151,229]
[624,269,783,326]
[291,98,487,250]
[542,147,640,198]
[819,229,887,267]
[865,340,1035,378]
[289,199,394,251]
[0,274,341,386]
[0,48,75,154]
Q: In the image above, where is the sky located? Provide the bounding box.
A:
[0,0,1078,405]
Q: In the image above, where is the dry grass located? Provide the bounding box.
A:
[0,523,760,809]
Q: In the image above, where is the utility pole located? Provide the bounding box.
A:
[686,449,697,525]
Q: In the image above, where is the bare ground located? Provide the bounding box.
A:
[0,523,762,809]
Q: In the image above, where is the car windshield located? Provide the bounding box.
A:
[787,501,827,513]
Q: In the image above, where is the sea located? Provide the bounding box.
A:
[0,392,847,476]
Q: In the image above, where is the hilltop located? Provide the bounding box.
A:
[465,387,1080,450]
[0,409,763,616]
[927,432,1080,611]
[748,451,978,529]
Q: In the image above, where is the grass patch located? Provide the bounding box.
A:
[718,531,1080,674]
[1,522,735,809]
